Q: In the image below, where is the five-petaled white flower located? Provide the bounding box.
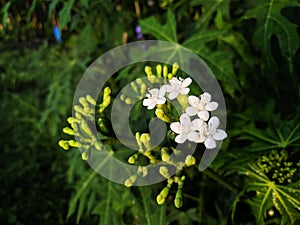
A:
[165,77,192,100]
[201,116,227,149]
[170,113,203,143]
[185,92,218,121]
[143,87,166,110]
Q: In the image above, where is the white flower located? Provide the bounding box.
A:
[185,92,218,121]
[201,116,227,149]
[143,87,166,110]
[170,113,203,143]
[165,77,192,100]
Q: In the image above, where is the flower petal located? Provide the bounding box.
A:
[149,88,159,96]
[182,77,192,87]
[194,133,206,143]
[168,91,178,100]
[185,106,197,116]
[170,122,182,134]
[143,99,152,107]
[190,119,203,130]
[180,87,190,95]
[197,110,209,121]
[157,97,166,105]
[179,113,191,125]
[188,96,199,107]
[204,138,216,149]
[206,102,218,111]
[213,129,227,140]
[187,131,199,142]
[159,86,167,97]
[201,92,211,103]
[175,133,187,143]
[147,102,156,110]
[208,116,220,131]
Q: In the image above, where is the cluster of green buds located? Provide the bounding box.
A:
[120,63,178,106]
[124,130,197,208]
[58,88,112,160]
[258,150,300,184]
[156,175,185,208]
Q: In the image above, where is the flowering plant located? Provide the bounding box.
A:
[59,62,227,208]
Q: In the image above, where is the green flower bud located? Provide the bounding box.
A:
[58,140,69,150]
[155,108,170,123]
[94,142,102,151]
[125,98,132,104]
[140,83,147,95]
[124,174,138,187]
[81,120,93,136]
[145,66,153,77]
[167,73,173,80]
[156,194,165,205]
[63,127,75,136]
[86,95,96,105]
[69,140,81,148]
[75,112,82,119]
[103,87,111,97]
[74,105,87,116]
[128,154,138,164]
[160,186,170,198]
[97,117,113,136]
[131,82,139,94]
[174,189,183,208]
[163,65,168,78]
[137,166,148,177]
[82,149,90,160]
[185,155,196,167]
[161,148,170,162]
[159,166,170,178]
[156,64,162,77]
[79,97,89,108]
[172,63,179,75]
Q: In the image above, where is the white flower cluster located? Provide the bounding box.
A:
[143,76,227,149]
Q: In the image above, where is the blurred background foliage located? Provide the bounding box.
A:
[1,0,300,224]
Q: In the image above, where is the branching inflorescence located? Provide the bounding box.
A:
[59,63,227,208]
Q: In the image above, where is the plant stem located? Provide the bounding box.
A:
[203,168,238,192]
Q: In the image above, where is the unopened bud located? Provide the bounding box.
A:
[172,63,179,75]
[155,108,170,123]
[145,66,153,77]
[124,174,138,187]
[58,140,69,150]
[81,120,93,136]
[159,166,170,178]
[185,155,196,167]
[63,127,75,136]
[94,142,102,151]
[137,166,148,177]
[156,64,162,77]
[86,95,96,105]
[69,140,81,148]
[81,150,90,160]
[163,65,168,78]
[140,83,147,95]
[174,189,183,208]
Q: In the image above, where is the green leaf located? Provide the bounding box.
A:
[139,9,177,42]
[48,0,60,17]
[80,0,89,9]
[190,0,230,29]
[137,187,167,225]
[59,0,75,29]
[233,164,300,225]
[242,0,300,73]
